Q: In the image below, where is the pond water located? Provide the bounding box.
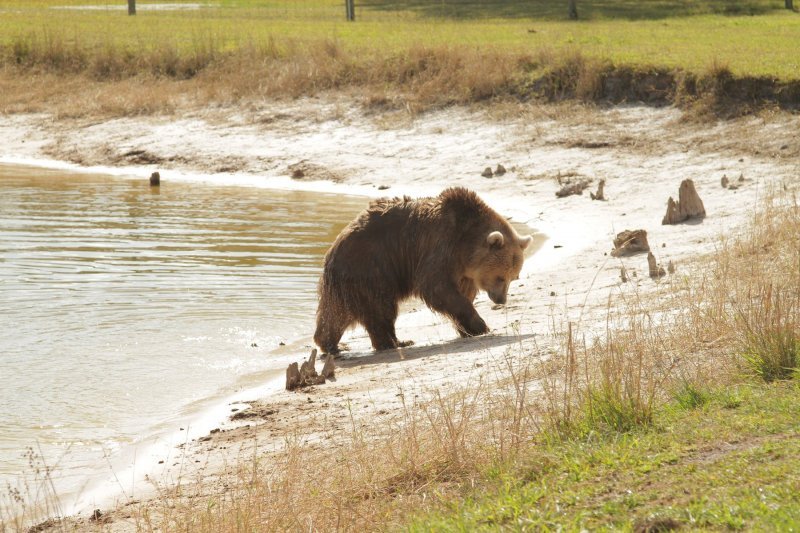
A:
[0,164,366,512]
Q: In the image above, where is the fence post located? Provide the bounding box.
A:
[128,0,136,15]
[346,0,355,21]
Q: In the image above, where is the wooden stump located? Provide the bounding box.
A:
[662,179,705,225]
[648,252,666,279]
[285,349,330,391]
[590,179,606,201]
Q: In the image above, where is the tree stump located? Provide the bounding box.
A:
[648,252,666,278]
[321,356,335,379]
[285,349,328,391]
[662,179,705,225]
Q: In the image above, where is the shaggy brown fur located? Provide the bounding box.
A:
[314,187,533,354]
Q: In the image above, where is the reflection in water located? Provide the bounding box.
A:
[0,165,366,493]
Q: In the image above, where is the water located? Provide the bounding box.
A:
[0,164,366,510]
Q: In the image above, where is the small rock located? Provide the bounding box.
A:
[149,171,161,186]
[668,261,676,274]
[481,167,494,178]
[291,168,305,179]
[377,185,390,190]
[738,173,745,182]
[494,164,507,176]
[721,175,729,188]
[611,229,650,257]
[549,291,556,296]
[91,509,102,521]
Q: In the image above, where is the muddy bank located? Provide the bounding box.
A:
[530,62,800,114]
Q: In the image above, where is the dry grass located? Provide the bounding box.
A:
[58,188,796,532]
[2,36,799,119]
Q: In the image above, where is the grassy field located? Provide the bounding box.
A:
[0,0,799,116]
[2,0,799,78]
[412,382,800,530]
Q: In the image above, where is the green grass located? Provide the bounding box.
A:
[1,1,799,79]
[410,382,800,531]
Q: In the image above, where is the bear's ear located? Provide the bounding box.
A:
[487,231,505,248]
[518,234,533,250]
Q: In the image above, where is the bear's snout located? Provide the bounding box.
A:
[488,291,507,305]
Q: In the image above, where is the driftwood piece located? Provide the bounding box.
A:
[662,179,706,225]
[590,179,606,201]
[555,178,591,198]
[611,229,650,257]
[648,252,666,279]
[286,349,327,391]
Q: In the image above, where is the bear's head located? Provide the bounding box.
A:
[466,230,533,305]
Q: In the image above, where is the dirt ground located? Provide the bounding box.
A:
[2,98,798,530]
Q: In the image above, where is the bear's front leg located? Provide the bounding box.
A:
[422,281,490,338]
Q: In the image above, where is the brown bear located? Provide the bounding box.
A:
[313,187,533,355]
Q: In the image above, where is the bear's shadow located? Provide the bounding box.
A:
[334,333,538,370]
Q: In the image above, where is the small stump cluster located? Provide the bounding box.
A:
[285,349,335,391]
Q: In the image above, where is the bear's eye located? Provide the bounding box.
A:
[496,276,505,284]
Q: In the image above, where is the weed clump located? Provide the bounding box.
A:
[673,381,711,410]
[742,327,799,382]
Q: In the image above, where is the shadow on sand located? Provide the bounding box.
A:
[334,332,538,370]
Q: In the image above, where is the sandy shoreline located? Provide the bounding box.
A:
[2,99,798,529]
